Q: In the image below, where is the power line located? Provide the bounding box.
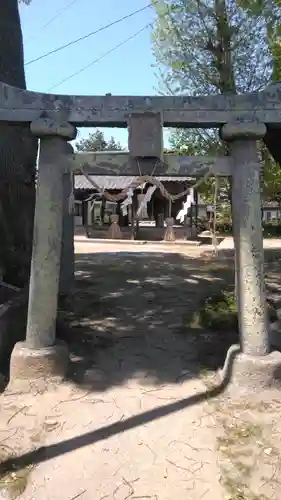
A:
[25,3,155,66]
[26,0,80,42]
[47,24,151,92]
[40,0,80,30]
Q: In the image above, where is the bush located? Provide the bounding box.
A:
[198,289,277,332]
[262,221,281,237]
[195,218,207,232]
[214,220,232,235]
[214,220,281,237]
[196,218,281,237]
[199,290,237,332]
[196,217,232,235]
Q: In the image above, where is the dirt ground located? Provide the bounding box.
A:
[1,239,281,499]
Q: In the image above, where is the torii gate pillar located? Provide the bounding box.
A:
[220,121,281,393]
[9,117,75,390]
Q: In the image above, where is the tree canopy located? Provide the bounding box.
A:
[75,130,124,152]
[152,0,281,204]
[152,0,273,96]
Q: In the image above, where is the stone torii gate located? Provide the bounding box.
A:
[1,81,281,392]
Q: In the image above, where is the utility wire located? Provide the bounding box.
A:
[25,3,155,66]
[26,0,80,42]
[47,24,151,92]
[40,0,80,30]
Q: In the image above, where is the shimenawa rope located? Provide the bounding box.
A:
[79,163,213,206]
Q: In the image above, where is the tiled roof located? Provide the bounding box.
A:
[74,175,193,190]
[262,201,281,208]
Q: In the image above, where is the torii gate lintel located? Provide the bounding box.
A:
[1,81,281,127]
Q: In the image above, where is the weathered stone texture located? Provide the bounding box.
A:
[128,112,163,159]
[73,152,232,177]
[25,120,75,349]
[220,345,281,393]
[30,116,77,140]
[9,341,69,385]
[59,143,75,302]
[222,121,269,356]
[1,81,281,126]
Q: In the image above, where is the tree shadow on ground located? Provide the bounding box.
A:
[58,250,239,391]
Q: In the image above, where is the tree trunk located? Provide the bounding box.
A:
[214,0,238,296]
[214,0,237,94]
[0,0,38,287]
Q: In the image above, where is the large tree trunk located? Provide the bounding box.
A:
[0,0,38,287]
[213,0,238,296]
[214,0,237,94]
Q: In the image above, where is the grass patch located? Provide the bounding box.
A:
[196,288,277,333]
[198,289,237,332]
[183,278,279,372]
[183,288,239,370]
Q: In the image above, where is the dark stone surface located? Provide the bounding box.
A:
[0,285,27,376]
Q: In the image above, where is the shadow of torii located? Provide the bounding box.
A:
[0,346,240,475]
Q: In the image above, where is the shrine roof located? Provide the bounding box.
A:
[74,175,193,191]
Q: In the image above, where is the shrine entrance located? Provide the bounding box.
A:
[0,80,280,392]
[74,163,204,242]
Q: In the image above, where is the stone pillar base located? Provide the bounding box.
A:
[9,341,69,392]
[219,345,281,396]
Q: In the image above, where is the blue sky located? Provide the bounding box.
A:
[19,0,166,147]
